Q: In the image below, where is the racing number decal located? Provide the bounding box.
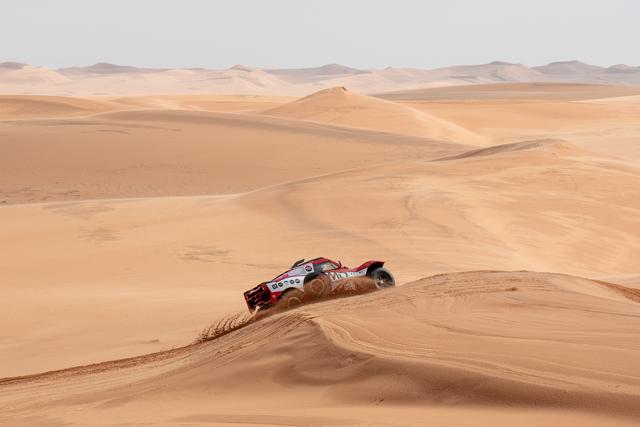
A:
[327,269,366,281]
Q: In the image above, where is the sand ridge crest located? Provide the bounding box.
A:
[436,138,581,161]
[263,86,487,143]
[2,271,640,424]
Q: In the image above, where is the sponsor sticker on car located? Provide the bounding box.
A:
[327,268,367,281]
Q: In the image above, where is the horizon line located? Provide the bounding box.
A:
[2,59,639,71]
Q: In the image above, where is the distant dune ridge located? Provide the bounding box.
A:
[3,60,640,95]
[262,86,486,143]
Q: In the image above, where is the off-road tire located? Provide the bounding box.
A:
[303,274,330,298]
[279,289,304,310]
[368,267,395,289]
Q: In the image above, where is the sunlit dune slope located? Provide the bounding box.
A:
[239,138,640,278]
[2,138,639,378]
[0,94,293,120]
[105,94,293,113]
[263,86,486,144]
[0,95,116,119]
[379,83,640,163]
[376,82,640,101]
[0,108,470,204]
[1,271,639,426]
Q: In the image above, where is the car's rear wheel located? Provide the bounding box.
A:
[368,267,395,289]
[279,289,304,310]
[303,274,330,298]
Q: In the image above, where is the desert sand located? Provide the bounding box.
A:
[1,81,640,425]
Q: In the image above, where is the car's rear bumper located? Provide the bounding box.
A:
[244,283,271,312]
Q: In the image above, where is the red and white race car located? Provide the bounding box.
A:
[244,257,395,312]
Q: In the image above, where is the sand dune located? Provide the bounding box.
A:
[237,138,640,278]
[0,93,293,120]
[263,86,486,143]
[0,95,117,119]
[105,93,293,113]
[430,61,546,82]
[1,128,639,378]
[1,271,639,426]
[2,82,640,425]
[387,83,640,163]
[377,82,640,101]
[0,62,69,86]
[0,105,468,204]
[534,61,608,76]
[265,63,367,83]
[533,61,640,85]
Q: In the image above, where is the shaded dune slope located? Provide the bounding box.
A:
[1,271,639,423]
[437,138,580,161]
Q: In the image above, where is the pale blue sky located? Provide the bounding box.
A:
[2,0,638,69]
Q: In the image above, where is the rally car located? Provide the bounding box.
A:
[244,257,395,312]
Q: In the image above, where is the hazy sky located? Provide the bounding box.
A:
[2,0,639,69]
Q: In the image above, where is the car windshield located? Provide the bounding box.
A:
[271,264,308,281]
[269,259,335,281]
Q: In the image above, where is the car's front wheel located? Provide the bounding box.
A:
[368,267,395,289]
